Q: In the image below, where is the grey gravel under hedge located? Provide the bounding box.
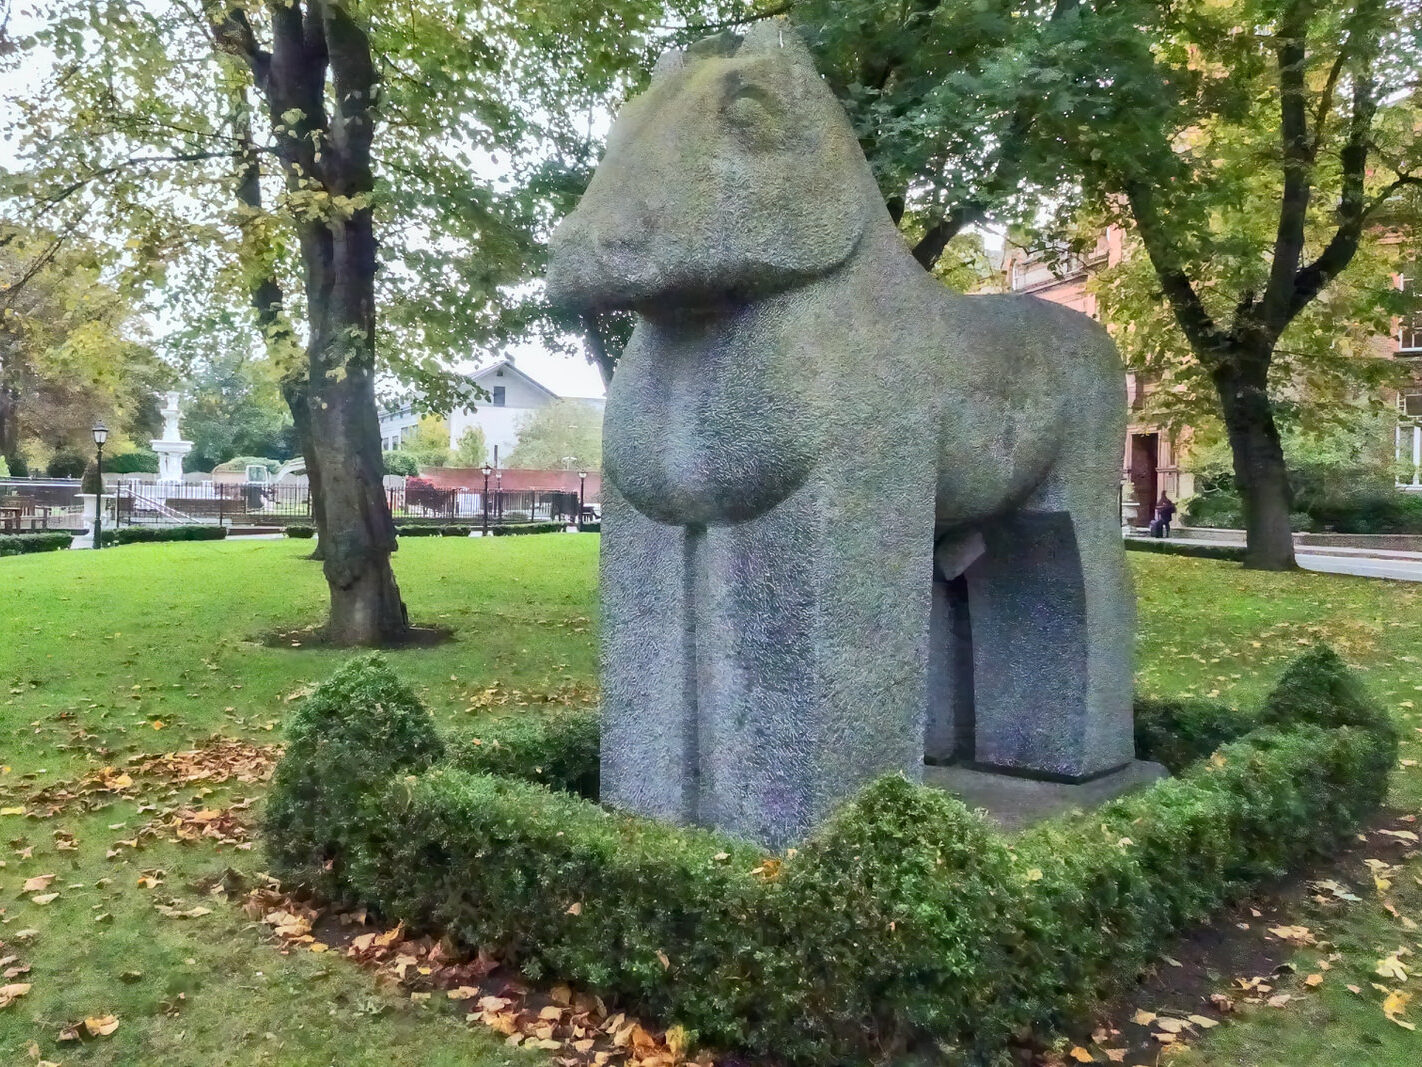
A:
[265,647,1395,1065]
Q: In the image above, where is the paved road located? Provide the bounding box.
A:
[1143,535,1422,582]
[1295,552,1422,582]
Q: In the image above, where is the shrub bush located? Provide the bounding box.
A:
[263,656,446,898]
[46,450,87,479]
[106,449,159,474]
[1124,537,1245,562]
[0,532,73,557]
[213,455,281,476]
[80,460,104,496]
[383,450,421,477]
[491,522,565,536]
[1132,696,1256,772]
[447,711,601,798]
[104,525,227,545]
[1184,486,1422,534]
[440,524,474,536]
[267,647,1394,1065]
[284,525,316,539]
[579,521,601,533]
[397,524,443,537]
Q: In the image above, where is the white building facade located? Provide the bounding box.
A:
[379,359,604,464]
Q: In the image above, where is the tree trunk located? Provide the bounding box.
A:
[0,349,19,469]
[280,376,326,560]
[1212,360,1297,570]
[304,207,407,646]
[252,0,407,646]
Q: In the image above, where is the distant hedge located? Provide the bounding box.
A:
[285,525,316,539]
[267,647,1394,1065]
[0,532,73,557]
[491,522,566,536]
[1125,536,1246,562]
[103,525,228,545]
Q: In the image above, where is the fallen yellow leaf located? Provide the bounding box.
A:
[1068,1047,1096,1062]
[1377,955,1409,982]
[83,1014,119,1037]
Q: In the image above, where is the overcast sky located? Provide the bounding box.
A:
[0,2,607,402]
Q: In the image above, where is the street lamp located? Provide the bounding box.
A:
[578,470,587,529]
[91,422,109,550]
[481,463,492,537]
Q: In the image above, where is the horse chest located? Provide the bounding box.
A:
[604,322,818,527]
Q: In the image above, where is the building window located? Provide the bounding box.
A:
[1400,272,1422,355]
[1399,392,1422,489]
[492,386,506,407]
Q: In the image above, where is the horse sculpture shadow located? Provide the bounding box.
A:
[547,22,1136,848]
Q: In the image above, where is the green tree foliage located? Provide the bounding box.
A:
[403,415,450,469]
[451,425,489,468]
[381,450,421,477]
[0,230,168,473]
[181,351,294,473]
[506,399,603,470]
[1068,0,1422,567]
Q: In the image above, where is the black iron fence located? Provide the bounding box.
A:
[0,478,587,532]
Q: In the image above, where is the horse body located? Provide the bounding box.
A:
[546,23,1134,846]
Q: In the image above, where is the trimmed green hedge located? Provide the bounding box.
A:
[285,525,316,539]
[266,648,1394,1065]
[446,711,600,798]
[0,532,73,557]
[104,524,228,545]
[1125,536,1246,562]
[491,522,566,536]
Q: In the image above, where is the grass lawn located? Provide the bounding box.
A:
[1,538,1419,1065]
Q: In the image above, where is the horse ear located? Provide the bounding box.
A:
[738,18,815,69]
[651,47,685,81]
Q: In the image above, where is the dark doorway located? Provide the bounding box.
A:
[1129,433,1159,523]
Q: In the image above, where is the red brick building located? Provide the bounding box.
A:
[1002,229,1422,521]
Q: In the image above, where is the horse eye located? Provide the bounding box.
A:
[723,86,778,134]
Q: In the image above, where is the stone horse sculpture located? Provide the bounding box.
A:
[546,23,1138,848]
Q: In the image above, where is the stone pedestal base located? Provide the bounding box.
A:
[923,760,1168,831]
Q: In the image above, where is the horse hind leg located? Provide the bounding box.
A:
[963,502,1134,781]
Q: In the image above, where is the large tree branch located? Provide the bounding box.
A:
[31,150,247,217]
[909,0,1081,270]
[264,0,327,188]
[1284,25,1383,324]
[1292,172,1421,313]
[1259,0,1315,337]
[315,0,378,197]
[1124,179,1231,364]
[209,6,272,92]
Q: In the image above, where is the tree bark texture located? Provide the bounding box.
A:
[1212,361,1297,570]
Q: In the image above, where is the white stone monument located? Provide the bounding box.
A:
[151,391,192,483]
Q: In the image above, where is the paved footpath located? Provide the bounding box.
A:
[1150,536,1422,583]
